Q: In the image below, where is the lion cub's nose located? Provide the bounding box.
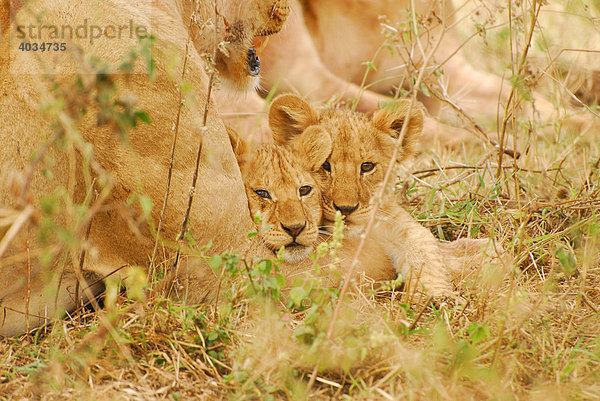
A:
[281,223,306,239]
[333,203,359,216]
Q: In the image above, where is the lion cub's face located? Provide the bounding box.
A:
[228,128,331,263]
[269,94,423,234]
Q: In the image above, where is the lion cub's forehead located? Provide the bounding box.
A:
[320,109,379,160]
[245,145,314,190]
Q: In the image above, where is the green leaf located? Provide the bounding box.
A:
[138,194,153,217]
[183,229,197,247]
[360,60,378,72]
[290,287,307,307]
[209,255,222,271]
[134,111,152,124]
[555,245,577,275]
[275,273,285,288]
[264,277,279,289]
[293,325,315,342]
[257,259,272,275]
[384,43,394,56]
[125,266,147,302]
[468,322,491,344]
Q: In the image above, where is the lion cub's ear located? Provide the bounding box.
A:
[293,126,332,172]
[269,94,320,146]
[226,125,251,167]
[372,100,424,161]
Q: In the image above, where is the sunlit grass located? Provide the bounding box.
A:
[1,0,600,400]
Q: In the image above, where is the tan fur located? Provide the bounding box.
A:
[0,0,289,336]
[269,95,423,230]
[231,138,324,264]
[227,127,396,286]
[247,0,482,146]
[269,94,455,297]
[212,0,478,148]
[224,0,596,149]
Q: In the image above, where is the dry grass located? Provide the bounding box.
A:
[2,0,600,400]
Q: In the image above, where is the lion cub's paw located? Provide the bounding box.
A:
[440,237,510,282]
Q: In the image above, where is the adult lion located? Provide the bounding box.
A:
[0,0,289,336]
[220,0,597,147]
[216,0,494,146]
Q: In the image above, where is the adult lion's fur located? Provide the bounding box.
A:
[220,0,598,147]
[216,0,491,146]
[0,0,289,336]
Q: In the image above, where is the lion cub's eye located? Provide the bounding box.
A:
[361,162,375,173]
[322,161,331,172]
[299,185,312,197]
[254,189,271,199]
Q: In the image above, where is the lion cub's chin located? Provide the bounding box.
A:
[343,224,366,239]
[323,215,367,239]
[280,245,313,264]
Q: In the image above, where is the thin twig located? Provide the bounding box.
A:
[151,26,194,280]
[496,0,543,178]
[25,240,31,334]
[413,164,560,177]
[0,205,34,259]
[172,0,217,270]
[408,297,433,331]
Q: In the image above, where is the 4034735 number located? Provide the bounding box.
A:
[18,42,66,52]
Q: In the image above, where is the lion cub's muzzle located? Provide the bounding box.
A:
[281,222,306,240]
[280,221,311,254]
[323,200,372,238]
[264,220,314,263]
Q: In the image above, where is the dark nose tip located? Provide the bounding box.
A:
[247,48,261,76]
[333,203,359,216]
[281,223,306,239]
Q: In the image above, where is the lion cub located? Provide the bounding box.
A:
[226,127,396,286]
[268,95,454,297]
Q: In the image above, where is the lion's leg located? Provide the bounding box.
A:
[439,238,509,284]
[421,115,483,148]
[372,200,453,298]
[0,270,104,337]
[259,0,385,113]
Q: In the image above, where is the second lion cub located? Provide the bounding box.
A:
[269,94,454,297]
